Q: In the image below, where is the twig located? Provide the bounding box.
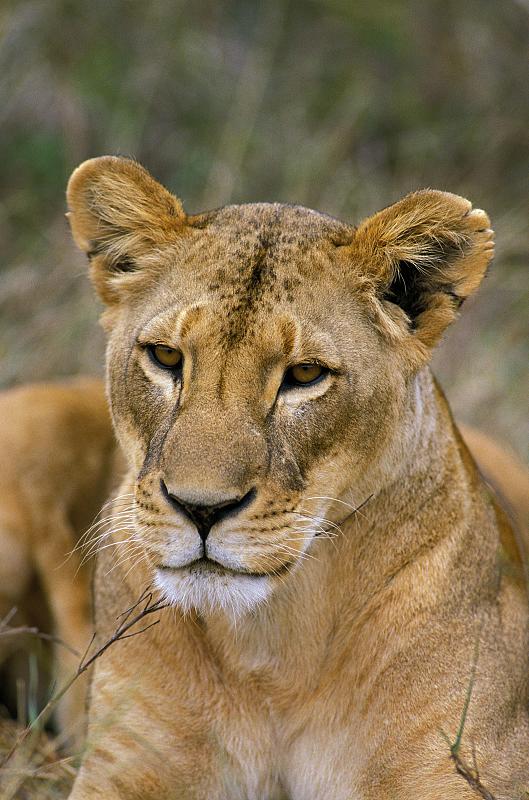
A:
[77,588,167,674]
[0,607,18,628]
[471,740,480,780]
[0,618,80,657]
[452,624,482,756]
[450,751,497,800]
[0,587,168,779]
[441,618,497,799]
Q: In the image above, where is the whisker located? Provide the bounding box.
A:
[60,507,138,566]
[294,511,343,533]
[77,528,138,569]
[80,493,137,531]
[291,515,335,536]
[106,550,147,579]
[304,494,372,522]
[110,547,146,571]
[74,509,138,549]
[268,541,317,563]
[79,520,137,549]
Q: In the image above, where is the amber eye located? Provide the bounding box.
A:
[283,363,326,388]
[149,344,182,370]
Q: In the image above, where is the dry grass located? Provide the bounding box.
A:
[0,716,73,800]
[0,591,168,799]
[0,0,527,462]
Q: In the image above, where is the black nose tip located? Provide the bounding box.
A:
[161,482,256,542]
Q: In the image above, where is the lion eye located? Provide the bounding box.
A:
[149,344,182,370]
[283,363,326,387]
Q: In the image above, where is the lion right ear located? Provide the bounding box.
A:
[350,189,494,350]
[66,157,186,304]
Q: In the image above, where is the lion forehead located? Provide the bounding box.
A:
[190,201,353,242]
[172,203,354,343]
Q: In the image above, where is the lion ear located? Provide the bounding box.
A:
[352,190,494,348]
[66,156,186,304]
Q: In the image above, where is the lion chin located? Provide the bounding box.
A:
[154,561,273,616]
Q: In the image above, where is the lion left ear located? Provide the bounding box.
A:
[352,190,494,348]
[66,156,186,305]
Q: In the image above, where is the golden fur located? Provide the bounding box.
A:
[64,156,528,798]
[461,424,529,543]
[0,388,521,763]
[0,377,115,746]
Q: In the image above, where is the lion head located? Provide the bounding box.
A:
[67,157,493,614]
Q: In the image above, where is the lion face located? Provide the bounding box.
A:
[67,157,493,614]
[100,203,392,614]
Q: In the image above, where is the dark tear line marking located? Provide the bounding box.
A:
[223,234,277,347]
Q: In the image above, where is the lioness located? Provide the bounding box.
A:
[66,156,529,799]
[0,377,115,746]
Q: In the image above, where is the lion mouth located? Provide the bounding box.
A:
[154,556,281,614]
[157,556,291,579]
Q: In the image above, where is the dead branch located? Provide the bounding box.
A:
[0,608,80,657]
[0,587,168,775]
[450,751,497,800]
[76,587,167,675]
[442,618,497,799]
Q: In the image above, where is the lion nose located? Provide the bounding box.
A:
[160,481,256,542]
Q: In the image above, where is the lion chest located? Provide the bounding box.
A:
[202,660,364,800]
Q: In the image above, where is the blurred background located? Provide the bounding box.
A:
[0,0,527,461]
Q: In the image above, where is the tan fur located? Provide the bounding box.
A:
[0,377,115,747]
[65,156,528,799]
[461,424,529,542]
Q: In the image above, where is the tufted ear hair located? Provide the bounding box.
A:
[66,156,186,304]
[351,190,494,349]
